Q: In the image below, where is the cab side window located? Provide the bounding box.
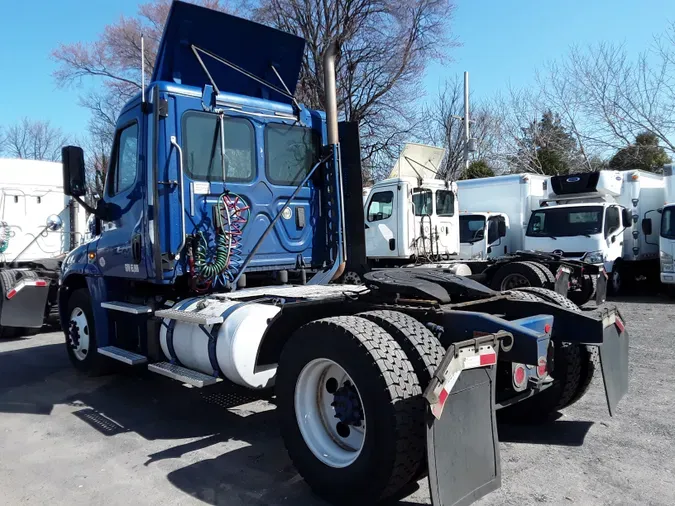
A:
[108,123,139,196]
[487,217,499,244]
[604,206,621,237]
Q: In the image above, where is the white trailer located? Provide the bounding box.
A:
[0,158,87,337]
[657,164,675,287]
[364,143,459,264]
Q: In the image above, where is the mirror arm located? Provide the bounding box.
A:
[72,195,98,217]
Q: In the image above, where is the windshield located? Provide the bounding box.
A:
[459,215,486,243]
[662,206,675,240]
[527,206,603,238]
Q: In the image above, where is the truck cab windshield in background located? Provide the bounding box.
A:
[662,206,675,240]
[459,215,486,243]
[527,205,603,238]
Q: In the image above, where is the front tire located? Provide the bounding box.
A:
[64,288,108,375]
[276,316,424,504]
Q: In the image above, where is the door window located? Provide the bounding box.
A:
[108,123,139,196]
[367,191,394,222]
[604,206,621,238]
[436,190,455,217]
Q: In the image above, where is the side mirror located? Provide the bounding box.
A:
[642,218,653,236]
[498,220,506,238]
[62,146,87,197]
[621,208,632,228]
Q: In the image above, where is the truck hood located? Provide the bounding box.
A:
[523,235,605,259]
[152,1,305,105]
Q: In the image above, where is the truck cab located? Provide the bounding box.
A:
[364,143,458,264]
[458,211,508,260]
[525,170,662,292]
[659,165,675,285]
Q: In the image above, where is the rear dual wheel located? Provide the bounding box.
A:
[277,313,442,504]
[491,261,552,291]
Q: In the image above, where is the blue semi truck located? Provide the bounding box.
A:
[58,2,629,504]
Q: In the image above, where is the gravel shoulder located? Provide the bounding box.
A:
[0,296,673,505]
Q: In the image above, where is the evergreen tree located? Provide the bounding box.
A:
[609,132,671,173]
[461,160,495,179]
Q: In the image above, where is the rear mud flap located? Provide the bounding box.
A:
[0,284,49,328]
[598,316,629,416]
[595,268,608,305]
[427,367,500,506]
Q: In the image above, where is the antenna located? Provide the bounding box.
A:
[141,33,145,104]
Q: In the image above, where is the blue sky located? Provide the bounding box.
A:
[1,0,674,142]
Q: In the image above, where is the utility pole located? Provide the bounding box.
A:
[463,71,470,172]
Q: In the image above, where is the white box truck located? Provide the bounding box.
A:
[456,174,608,305]
[529,170,663,294]
[0,158,87,337]
[656,164,675,288]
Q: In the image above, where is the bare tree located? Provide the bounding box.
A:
[2,118,69,161]
[52,1,235,148]
[254,0,457,178]
[423,76,500,180]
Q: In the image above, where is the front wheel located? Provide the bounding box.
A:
[64,288,108,375]
[276,315,425,504]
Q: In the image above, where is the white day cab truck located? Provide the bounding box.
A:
[0,158,86,337]
[656,164,675,290]
[363,150,605,305]
[57,3,629,505]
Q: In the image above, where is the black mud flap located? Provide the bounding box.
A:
[598,312,629,416]
[426,367,501,506]
[554,265,571,297]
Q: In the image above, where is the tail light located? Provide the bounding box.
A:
[512,363,527,391]
[537,357,548,378]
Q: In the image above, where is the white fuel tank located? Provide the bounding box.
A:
[159,298,281,389]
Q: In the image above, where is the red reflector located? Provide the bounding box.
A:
[544,323,551,333]
[514,365,526,386]
[537,357,547,377]
[615,316,625,333]
[6,289,16,300]
[480,352,497,366]
[35,280,47,287]
[438,387,449,407]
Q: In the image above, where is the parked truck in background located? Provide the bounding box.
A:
[363,157,604,304]
[57,3,629,505]
[529,170,663,295]
[656,164,675,289]
[0,158,87,337]
[457,173,609,305]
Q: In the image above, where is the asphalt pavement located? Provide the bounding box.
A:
[0,295,674,506]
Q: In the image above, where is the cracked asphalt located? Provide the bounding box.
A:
[0,294,673,506]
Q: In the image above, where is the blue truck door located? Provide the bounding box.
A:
[96,107,148,279]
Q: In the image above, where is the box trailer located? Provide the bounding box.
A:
[0,158,87,337]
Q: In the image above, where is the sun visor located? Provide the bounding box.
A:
[389,143,446,180]
[151,1,306,105]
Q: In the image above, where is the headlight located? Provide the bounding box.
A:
[661,251,673,272]
[583,250,604,264]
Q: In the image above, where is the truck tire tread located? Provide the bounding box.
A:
[522,261,555,286]
[276,315,424,503]
[491,261,548,291]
